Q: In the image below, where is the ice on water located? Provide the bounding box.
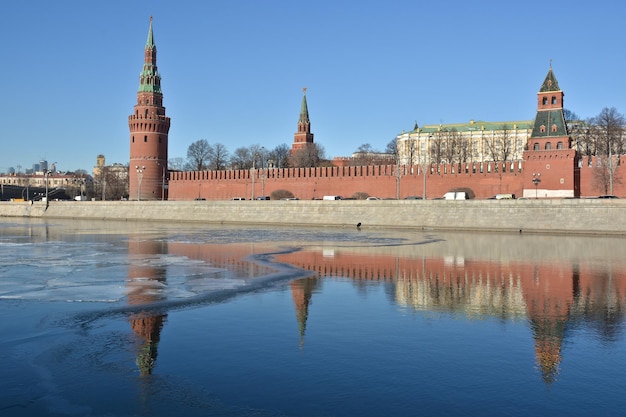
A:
[0,239,243,304]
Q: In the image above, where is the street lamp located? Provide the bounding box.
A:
[532,172,541,199]
[156,161,166,200]
[135,166,145,201]
[44,170,51,208]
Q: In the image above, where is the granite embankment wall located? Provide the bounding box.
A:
[1,199,625,235]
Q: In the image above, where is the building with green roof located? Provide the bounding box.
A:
[396,119,533,166]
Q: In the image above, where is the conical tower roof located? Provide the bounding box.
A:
[299,87,310,125]
[539,66,560,92]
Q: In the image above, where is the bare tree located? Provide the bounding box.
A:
[456,133,471,163]
[268,144,290,168]
[185,139,214,171]
[402,138,418,165]
[210,143,230,170]
[441,129,458,164]
[385,138,399,164]
[590,107,625,195]
[592,107,625,157]
[95,165,128,200]
[484,124,513,162]
[230,147,253,170]
[429,132,444,164]
[351,143,378,166]
[290,143,326,168]
[168,157,185,171]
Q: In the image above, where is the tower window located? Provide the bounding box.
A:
[557,141,564,149]
[144,135,148,142]
[545,142,552,150]
[542,97,548,105]
[533,143,540,150]
[540,125,546,133]
[552,96,557,105]
[552,124,558,133]
[132,136,135,143]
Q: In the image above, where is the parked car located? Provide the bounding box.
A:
[403,196,423,200]
[598,195,619,199]
[443,191,470,200]
[323,195,343,200]
[366,197,381,200]
[487,193,516,200]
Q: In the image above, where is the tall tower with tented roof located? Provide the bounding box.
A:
[291,88,315,153]
[129,17,171,200]
[523,65,579,198]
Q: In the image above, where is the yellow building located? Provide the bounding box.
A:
[396,120,533,166]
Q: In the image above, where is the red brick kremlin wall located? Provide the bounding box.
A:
[168,161,526,200]
[168,155,626,200]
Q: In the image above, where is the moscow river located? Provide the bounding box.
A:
[1,218,626,417]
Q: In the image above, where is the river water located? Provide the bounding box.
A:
[1,218,625,417]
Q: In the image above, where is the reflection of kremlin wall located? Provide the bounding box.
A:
[273,239,626,383]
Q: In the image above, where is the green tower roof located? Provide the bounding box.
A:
[539,66,560,92]
[138,17,162,94]
[299,88,310,124]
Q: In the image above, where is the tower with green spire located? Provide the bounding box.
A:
[522,65,579,198]
[291,87,315,153]
[129,17,171,200]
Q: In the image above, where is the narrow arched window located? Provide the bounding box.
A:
[557,141,564,149]
[545,142,552,150]
[552,124,558,133]
[533,143,540,150]
[542,97,548,105]
[144,135,148,143]
[552,96,557,104]
[540,125,546,133]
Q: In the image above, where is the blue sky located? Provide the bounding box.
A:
[1,0,624,173]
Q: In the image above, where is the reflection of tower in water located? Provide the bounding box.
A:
[290,277,321,349]
[277,248,626,385]
[127,238,168,376]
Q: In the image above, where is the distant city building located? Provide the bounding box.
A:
[93,154,129,200]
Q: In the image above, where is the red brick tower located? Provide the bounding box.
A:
[129,17,171,200]
[291,87,315,153]
[523,66,579,198]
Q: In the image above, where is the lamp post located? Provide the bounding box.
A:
[260,147,265,199]
[135,166,145,201]
[532,172,541,199]
[44,170,51,208]
[156,161,166,201]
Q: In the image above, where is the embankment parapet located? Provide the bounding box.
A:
[1,199,625,235]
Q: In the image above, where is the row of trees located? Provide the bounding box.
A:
[169,141,328,172]
[569,107,626,158]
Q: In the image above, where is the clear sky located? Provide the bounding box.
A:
[1,0,624,174]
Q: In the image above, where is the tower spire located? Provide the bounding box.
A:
[299,87,310,125]
[146,16,155,48]
[139,16,161,94]
[291,87,315,154]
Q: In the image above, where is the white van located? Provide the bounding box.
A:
[443,192,469,200]
[323,195,343,200]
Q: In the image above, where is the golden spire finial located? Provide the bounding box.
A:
[303,87,307,95]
